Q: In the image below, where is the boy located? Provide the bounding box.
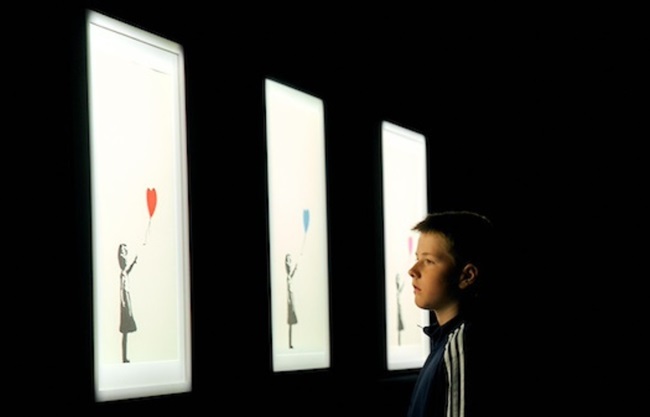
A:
[406,211,495,417]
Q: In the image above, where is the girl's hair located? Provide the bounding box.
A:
[285,253,295,275]
[118,243,127,270]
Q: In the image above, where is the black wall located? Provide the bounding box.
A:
[10,2,641,415]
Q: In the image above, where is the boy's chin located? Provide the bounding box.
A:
[413,296,429,310]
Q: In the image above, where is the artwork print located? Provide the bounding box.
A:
[88,11,191,402]
[265,78,331,372]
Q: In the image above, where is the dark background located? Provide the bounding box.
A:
[7,2,642,415]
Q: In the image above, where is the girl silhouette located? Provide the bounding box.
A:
[285,253,298,349]
[396,273,405,345]
[118,243,138,363]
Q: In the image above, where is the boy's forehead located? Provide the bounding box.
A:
[417,232,450,253]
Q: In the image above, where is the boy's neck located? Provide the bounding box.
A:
[434,302,460,326]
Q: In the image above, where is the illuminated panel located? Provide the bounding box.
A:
[382,121,430,371]
[87,10,191,401]
[265,78,331,372]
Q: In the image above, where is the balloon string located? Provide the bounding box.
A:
[143,218,151,246]
[299,232,307,257]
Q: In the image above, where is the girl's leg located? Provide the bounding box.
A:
[122,333,130,363]
[289,325,293,349]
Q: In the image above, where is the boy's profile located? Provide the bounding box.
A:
[406,210,495,417]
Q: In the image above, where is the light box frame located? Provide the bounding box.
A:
[381,120,430,371]
[86,10,192,402]
[264,78,331,373]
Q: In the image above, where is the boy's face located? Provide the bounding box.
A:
[409,232,458,311]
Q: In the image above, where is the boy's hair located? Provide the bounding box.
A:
[412,211,496,300]
[412,211,494,269]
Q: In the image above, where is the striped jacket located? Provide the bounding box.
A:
[407,314,484,417]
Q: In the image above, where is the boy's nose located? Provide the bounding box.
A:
[408,266,418,279]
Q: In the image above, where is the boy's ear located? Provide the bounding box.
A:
[459,263,478,290]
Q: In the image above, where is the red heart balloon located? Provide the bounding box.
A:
[147,188,157,218]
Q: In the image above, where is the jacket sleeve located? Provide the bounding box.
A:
[443,322,491,417]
